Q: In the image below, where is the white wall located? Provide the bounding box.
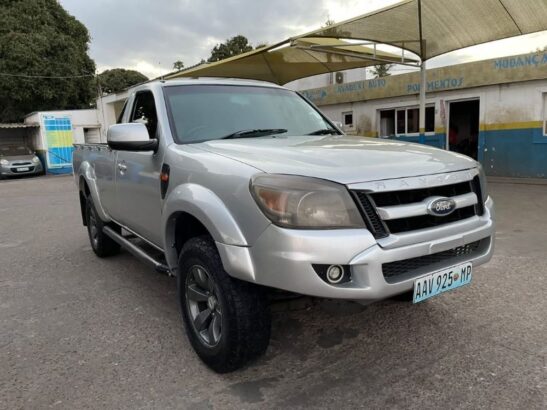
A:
[24,112,44,150]
[287,68,372,91]
[309,79,547,138]
[84,128,101,143]
[96,90,130,141]
[24,109,101,148]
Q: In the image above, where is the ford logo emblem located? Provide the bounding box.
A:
[427,197,457,216]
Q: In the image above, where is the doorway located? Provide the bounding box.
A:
[448,99,479,160]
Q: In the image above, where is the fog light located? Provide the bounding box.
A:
[326,265,344,284]
[312,264,351,285]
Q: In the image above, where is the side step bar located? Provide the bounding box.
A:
[103,226,170,274]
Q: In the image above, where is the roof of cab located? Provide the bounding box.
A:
[157,77,284,89]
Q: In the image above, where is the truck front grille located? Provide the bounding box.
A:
[351,176,484,238]
[382,238,488,283]
[384,206,476,233]
[351,191,389,238]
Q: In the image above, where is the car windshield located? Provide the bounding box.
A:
[163,84,337,144]
[0,145,32,156]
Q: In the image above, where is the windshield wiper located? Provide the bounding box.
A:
[306,128,339,136]
[219,128,288,140]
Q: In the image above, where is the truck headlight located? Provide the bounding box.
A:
[0,159,8,166]
[250,174,365,229]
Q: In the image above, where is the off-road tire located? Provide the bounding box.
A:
[85,197,121,257]
[178,235,271,373]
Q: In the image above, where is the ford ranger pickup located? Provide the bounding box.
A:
[73,79,495,373]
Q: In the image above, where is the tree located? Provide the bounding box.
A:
[0,0,96,122]
[98,69,148,94]
[321,16,351,38]
[370,64,393,78]
[172,60,185,70]
[208,35,253,62]
[324,17,336,27]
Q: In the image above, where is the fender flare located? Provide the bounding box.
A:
[162,183,248,271]
[78,162,111,222]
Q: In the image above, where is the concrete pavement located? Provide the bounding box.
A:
[1,175,545,409]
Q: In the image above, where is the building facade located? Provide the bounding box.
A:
[92,52,547,179]
[95,90,131,142]
[24,109,101,174]
[290,52,547,178]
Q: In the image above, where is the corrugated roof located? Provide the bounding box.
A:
[0,123,39,129]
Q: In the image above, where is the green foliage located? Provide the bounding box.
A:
[98,69,148,94]
[320,17,351,38]
[0,0,97,122]
[324,17,336,27]
[371,64,393,78]
[172,60,185,70]
[208,35,254,62]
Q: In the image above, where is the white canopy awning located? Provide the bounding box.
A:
[302,0,547,61]
[166,37,417,85]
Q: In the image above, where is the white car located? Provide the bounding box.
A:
[0,145,44,179]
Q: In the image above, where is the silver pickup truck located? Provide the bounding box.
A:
[73,78,495,372]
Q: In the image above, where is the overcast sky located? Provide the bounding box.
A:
[60,0,547,79]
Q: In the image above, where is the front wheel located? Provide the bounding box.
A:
[178,236,271,373]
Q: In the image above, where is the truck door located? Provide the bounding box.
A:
[115,90,164,247]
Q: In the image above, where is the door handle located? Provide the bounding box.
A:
[117,162,127,172]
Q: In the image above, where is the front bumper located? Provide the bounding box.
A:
[0,162,43,177]
[218,197,495,302]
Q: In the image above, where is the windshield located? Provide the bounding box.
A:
[163,85,337,144]
[0,145,32,156]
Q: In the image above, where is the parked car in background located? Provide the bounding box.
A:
[0,145,44,179]
[73,79,495,373]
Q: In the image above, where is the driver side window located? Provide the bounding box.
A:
[131,91,158,138]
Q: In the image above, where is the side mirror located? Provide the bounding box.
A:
[107,123,158,152]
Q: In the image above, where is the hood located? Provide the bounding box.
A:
[195,135,477,184]
[0,154,36,163]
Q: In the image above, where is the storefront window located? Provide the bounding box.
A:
[382,106,435,136]
[425,106,435,133]
[342,111,353,126]
[407,108,419,133]
[396,110,406,134]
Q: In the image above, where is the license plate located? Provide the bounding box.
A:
[413,262,472,303]
[17,167,29,172]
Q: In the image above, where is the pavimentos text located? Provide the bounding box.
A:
[73,79,495,372]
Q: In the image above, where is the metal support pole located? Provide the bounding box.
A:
[419,61,426,145]
[417,0,426,145]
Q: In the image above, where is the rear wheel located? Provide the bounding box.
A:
[178,236,271,373]
[85,197,120,257]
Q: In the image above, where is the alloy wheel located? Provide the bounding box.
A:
[88,209,99,248]
[185,265,222,346]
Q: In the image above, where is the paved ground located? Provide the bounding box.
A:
[1,175,545,409]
